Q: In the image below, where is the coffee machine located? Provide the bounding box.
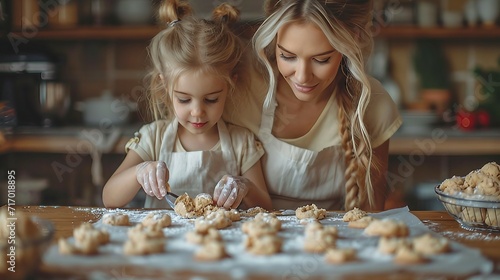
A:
[0,48,70,127]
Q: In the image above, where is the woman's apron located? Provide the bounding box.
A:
[145,119,238,208]
[258,92,346,210]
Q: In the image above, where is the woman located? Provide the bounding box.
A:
[224,0,402,211]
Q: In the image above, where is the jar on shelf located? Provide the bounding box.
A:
[49,0,78,28]
[12,0,40,30]
[477,0,499,27]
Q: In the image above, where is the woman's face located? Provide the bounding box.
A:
[275,21,342,102]
[172,71,228,136]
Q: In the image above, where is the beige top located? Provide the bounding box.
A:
[131,119,264,175]
[128,120,264,208]
[224,77,402,151]
[224,75,402,210]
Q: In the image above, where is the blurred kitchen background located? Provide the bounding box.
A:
[0,0,499,210]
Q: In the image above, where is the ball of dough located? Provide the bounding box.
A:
[412,233,450,255]
[481,162,500,180]
[141,213,172,228]
[364,219,409,238]
[102,213,130,226]
[343,207,367,222]
[393,246,427,265]
[194,193,214,211]
[244,234,282,255]
[348,216,376,229]
[296,204,327,220]
[324,248,357,264]
[194,241,228,261]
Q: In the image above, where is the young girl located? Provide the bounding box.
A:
[102,0,272,210]
[224,0,402,211]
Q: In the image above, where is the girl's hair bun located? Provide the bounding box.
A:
[212,3,240,25]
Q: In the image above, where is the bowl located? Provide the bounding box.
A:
[0,213,55,279]
[435,185,500,232]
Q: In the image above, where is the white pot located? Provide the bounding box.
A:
[477,0,499,26]
[75,90,137,126]
[115,0,153,25]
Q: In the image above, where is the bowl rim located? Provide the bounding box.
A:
[435,185,500,208]
[0,217,54,249]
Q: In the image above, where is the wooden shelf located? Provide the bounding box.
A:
[7,25,500,40]
[9,25,163,40]
[377,26,500,39]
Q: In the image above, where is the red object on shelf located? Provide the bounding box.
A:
[476,110,491,128]
[456,110,477,131]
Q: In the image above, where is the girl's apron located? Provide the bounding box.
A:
[145,119,238,208]
[258,92,346,210]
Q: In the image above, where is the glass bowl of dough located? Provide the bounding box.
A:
[435,162,500,232]
[0,208,55,279]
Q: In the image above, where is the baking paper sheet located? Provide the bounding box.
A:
[43,206,494,278]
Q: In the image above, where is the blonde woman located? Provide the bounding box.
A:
[224,0,402,211]
[103,0,271,210]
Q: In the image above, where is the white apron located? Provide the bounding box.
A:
[145,119,238,208]
[258,93,346,210]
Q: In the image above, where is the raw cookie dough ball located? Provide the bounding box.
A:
[128,223,164,240]
[438,176,464,195]
[141,212,172,228]
[73,223,109,245]
[194,193,214,212]
[481,162,500,180]
[364,219,409,238]
[296,204,327,220]
[485,208,500,227]
[244,234,282,255]
[324,248,357,264]
[254,213,281,231]
[460,207,486,223]
[124,224,165,255]
[102,213,130,226]
[206,208,241,222]
[195,212,232,231]
[378,237,411,255]
[194,241,228,261]
[186,227,222,245]
[123,236,165,255]
[58,237,100,255]
[393,246,427,265]
[241,219,279,237]
[343,207,367,222]
[242,206,268,217]
[348,216,376,229]
[412,233,450,255]
[303,221,338,253]
[174,193,196,218]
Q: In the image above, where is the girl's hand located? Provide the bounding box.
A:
[213,175,250,209]
[135,161,170,200]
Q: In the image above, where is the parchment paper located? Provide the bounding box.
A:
[43,206,493,278]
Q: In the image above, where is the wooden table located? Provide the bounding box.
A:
[8,206,500,280]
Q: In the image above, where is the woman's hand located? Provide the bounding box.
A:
[213,175,250,209]
[135,161,170,200]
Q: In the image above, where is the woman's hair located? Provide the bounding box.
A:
[254,0,377,210]
[144,0,248,121]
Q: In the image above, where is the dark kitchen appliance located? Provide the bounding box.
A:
[0,48,70,127]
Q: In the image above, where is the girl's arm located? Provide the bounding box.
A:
[213,159,273,211]
[102,150,144,208]
[240,159,273,210]
[361,139,390,211]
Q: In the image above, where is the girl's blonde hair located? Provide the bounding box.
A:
[144,0,248,121]
[254,0,377,210]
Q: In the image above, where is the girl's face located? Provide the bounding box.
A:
[275,21,342,102]
[173,71,228,136]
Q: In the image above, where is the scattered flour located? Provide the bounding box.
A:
[43,207,493,277]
